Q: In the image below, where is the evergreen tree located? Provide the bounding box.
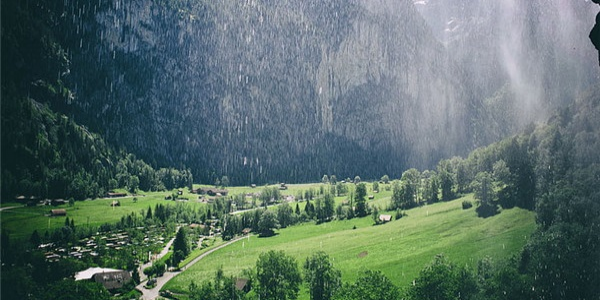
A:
[172,227,189,265]
[354,183,368,217]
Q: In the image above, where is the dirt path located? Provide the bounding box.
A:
[0,206,19,212]
[136,235,247,300]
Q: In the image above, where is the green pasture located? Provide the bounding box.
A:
[163,195,536,299]
[1,182,378,241]
[0,191,205,240]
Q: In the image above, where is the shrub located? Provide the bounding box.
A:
[462,200,473,210]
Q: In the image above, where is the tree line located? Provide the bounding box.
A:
[188,87,600,300]
[1,95,193,200]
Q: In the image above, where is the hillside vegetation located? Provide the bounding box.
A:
[165,196,535,298]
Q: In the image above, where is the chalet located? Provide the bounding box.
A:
[279,183,288,190]
[368,195,375,200]
[92,270,131,290]
[75,267,122,281]
[250,184,257,188]
[110,200,120,207]
[242,228,252,235]
[50,209,67,216]
[106,192,127,198]
[379,214,392,223]
[199,188,228,196]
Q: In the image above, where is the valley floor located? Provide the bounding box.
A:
[163,195,536,299]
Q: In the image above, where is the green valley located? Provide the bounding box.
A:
[164,194,536,298]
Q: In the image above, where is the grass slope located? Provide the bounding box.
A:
[164,195,535,298]
[0,191,205,240]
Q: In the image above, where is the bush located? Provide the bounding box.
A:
[395,209,406,220]
[462,200,473,210]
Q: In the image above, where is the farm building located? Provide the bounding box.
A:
[93,270,131,290]
[106,192,127,198]
[199,188,228,196]
[75,267,131,290]
[50,209,67,216]
[379,214,392,223]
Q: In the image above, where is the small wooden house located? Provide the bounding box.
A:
[106,192,127,198]
[379,214,392,223]
[50,209,67,216]
[92,270,131,290]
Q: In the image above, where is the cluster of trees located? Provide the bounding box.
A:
[1,92,194,200]
[1,1,193,201]
[221,183,358,240]
[188,250,341,300]
[386,138,534,218]
[187,249,535,300]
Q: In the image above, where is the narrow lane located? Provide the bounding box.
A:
[136,235,247,300]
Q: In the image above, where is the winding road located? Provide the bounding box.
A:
[136,235,247,300]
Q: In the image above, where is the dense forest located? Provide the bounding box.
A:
[4,0,597,188]
[1,0,193,200]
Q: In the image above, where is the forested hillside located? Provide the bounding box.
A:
[424,86,600,299]
[2,0,599,193]
[4,0,595,189]
[1,0,192,200]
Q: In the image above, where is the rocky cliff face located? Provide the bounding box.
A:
[55,0,596,184]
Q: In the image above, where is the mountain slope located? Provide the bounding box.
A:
[47,0,476,185]
[3,0,598,188]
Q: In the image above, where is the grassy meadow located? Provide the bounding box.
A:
[0,190,203,240]
[0,182,380,240]
[164,194,536,299]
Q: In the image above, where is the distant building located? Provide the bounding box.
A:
[379,214,392,223]
[75,267,131,290]
[106,192,127,198]
[92,270,131,290]
[199,188,228,196]
[50,209,67,216]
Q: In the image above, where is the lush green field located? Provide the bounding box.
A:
[163,195,536,299]
[0,190,204,240]
[1,182,372,240]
